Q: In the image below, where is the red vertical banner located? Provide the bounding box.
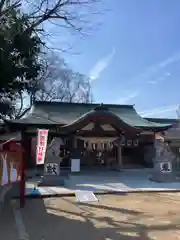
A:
[36,129,49,165]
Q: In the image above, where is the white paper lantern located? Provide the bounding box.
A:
[127,140,132,147]
[133,139,139,146]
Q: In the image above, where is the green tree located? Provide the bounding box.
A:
[0,5,43,119]
[0,0,100,120]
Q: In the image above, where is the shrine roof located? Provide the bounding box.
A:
[145,117,178,125]
[5,101,172,131]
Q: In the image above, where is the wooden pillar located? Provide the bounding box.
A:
[20,129,27,208]
[26,136,32,168]
[73,136,77,149]
[117,144,122,170]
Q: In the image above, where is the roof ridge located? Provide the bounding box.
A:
[34,101,134,108]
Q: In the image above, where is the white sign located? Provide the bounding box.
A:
[160,162,172,173]
[36,129,49,165]
[45,163,59,175]
[71,159,80,172]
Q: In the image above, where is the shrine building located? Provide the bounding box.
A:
[3,101,176,171]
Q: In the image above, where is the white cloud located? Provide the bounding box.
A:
[148,80,158,85]
[115,52,179,104]
[128,52,180,87]
[148,77,166,85]
[165,72,171,76]
[117,91,139,104]
[139,104,178,117]
[88,48,115,82]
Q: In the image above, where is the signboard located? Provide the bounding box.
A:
[71,159,80,172]
[0,151,22,186]
[36,129,49,165]
[160,162,172,173]
[45,163,59,175]
[120,138,139,147]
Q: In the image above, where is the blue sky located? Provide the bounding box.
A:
[45,0,180,118]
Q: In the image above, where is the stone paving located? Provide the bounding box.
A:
[65,170,180,193]
[24,169,180,197]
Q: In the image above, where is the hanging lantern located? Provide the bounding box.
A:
[101,143,104,150]
[133,139,139,147]
[87,142,92,150]
[127,140,132,147]
[108,142,112,149]
[120,135,125,146]
[84,141,89,149]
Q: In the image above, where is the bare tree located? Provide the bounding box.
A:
[0,0,101,37]
[36,51,92,103]
[11,51,92,119]
[25,0,100,32]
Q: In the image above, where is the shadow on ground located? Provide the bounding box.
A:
[0,201,19,239]
[19,195,180,240]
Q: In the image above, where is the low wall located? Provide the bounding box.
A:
[0,183,20,203]
[0,148,22,205]
[0,185,12,213]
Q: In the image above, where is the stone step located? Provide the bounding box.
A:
[150,172,179,182]
[38,176,65,186]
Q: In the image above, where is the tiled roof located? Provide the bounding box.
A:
[145,117,178,125]
[7,101,171,130]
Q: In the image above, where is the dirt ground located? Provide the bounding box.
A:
[18,193,180,240]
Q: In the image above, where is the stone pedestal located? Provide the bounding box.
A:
[41,140,62,185]
[39,175,64,186]
[150,162,178,182]
[150,139,178,182]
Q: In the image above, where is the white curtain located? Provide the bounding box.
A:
[76,137,118,150]
[76,137,118,144]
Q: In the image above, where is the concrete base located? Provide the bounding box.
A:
[0,183,21,199]
[39,175,65,186]
[149,172,179,182]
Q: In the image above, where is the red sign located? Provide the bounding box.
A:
[36,129,49,165]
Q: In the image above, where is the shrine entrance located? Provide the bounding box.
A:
[121,145,147,168]
[75,137,118,170]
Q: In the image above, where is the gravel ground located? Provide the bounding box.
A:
[16,192,180,240]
